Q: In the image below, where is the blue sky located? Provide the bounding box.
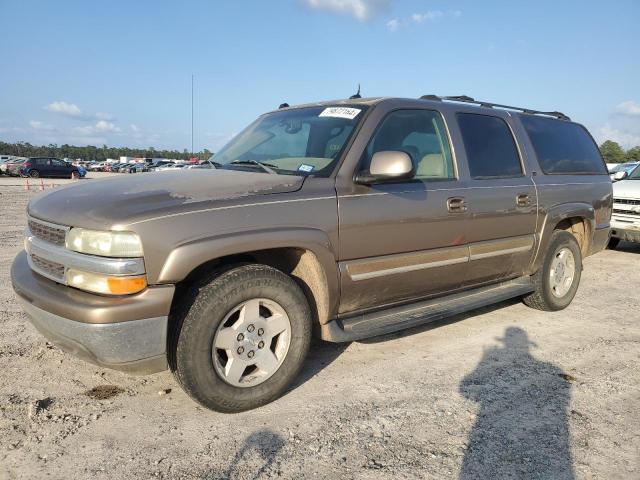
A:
[1,0,639,152]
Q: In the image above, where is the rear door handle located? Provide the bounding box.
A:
[447,197,467,213]
[516,194,531,207]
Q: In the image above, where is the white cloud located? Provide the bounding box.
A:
[45,101,85,118]
[302,0,390,21]
[596,124,640,149]
[74,120,121,136]
[386,18,401,31]
[615,100,640,117]
[388,9,461,31]
[29,120,56,131]
[411,11,443,23]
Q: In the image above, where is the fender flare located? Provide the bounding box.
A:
[157,227,339,320]
[530,202,595,272]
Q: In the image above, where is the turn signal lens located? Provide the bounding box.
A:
[66,269,147,295]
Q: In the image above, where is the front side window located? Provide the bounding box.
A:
[520,115,607,175]
[361,109,455,180]
[212,106,366,177]
[457,113,523,179]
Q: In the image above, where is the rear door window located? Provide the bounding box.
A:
[519,115,607,174]
[456,113,523,179]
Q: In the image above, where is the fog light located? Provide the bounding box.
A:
[66,269,147,295]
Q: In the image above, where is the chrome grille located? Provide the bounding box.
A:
[28,218,67,246]
[30,253,65,281]
[614,198,640,206]
[613,209,640,216]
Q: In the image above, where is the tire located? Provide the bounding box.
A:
[607,237,620,250]
[523,230,582,311]
[29,170,40,178]
[171,264,312,413]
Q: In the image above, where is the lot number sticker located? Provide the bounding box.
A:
[298,164,315,173]
[319,107,361,120]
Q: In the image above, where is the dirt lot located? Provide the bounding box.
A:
[1,184,639,479]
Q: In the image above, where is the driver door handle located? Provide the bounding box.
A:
[447,197,467,213]
[516,194,531,207]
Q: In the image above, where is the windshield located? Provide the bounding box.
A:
[628,163,640,179]
[211,105,366,176]
[612,162,639,174]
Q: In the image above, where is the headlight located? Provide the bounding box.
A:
[66,269,147,295]
[66,228,143,257]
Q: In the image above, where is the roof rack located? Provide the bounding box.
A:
[419,94,570,121]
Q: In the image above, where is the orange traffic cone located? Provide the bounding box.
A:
[39,179,45,191]
[50,182,54,189]
[24,178,30,191]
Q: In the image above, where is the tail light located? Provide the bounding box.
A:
[23,162,33,168]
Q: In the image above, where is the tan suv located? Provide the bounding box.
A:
[12,95,612,412]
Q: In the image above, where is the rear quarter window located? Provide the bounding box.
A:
[519,116,606,175]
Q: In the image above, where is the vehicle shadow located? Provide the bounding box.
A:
[458,326,574,479]
[203,428,285,480]
[286,338,349,393]
[613,240,640,254]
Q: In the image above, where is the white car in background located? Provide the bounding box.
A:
[609,161,639,182]
[610,165,640,248]
[155,163,184,172]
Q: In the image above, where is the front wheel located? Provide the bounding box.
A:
[523,230,582,311]
[29,170,40,178]
[171,264,312,412]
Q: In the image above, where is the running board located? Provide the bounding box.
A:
[320,277,534,342]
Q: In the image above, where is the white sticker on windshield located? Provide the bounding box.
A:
[319,107,361,120]
[298,164,314,173]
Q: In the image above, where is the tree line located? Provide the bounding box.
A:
[599,141,640,163]
[0,141,213,162]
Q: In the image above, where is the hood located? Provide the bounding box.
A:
[28,169,304,229]
[613,179,640,199]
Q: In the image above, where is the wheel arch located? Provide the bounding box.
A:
[160,228,339,326]
[531,202,595,272]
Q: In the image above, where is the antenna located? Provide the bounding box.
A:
[190,74,194,157]
[349,84,361,99]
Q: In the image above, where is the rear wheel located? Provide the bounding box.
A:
[29,170,40,178]
[171,264,312,412]
[523,230,582,311]
[607,237,620,250]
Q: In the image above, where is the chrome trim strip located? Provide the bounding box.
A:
[349,255,469,281]
[469,244,532,261]
[25,231,146,276]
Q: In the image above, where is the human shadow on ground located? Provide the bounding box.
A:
[459,326,574,480]
[205,429,285,480]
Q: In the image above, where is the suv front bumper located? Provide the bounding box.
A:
[611,218,640,243]
[11,251,175,374]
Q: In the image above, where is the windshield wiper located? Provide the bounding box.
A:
[229,160,278,174]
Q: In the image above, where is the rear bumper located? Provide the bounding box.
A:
[11,251,174,374]
[611,218,640,243]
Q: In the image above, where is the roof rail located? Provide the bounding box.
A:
[419,94,570,120]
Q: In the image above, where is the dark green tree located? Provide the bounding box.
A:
[599,140,626,163]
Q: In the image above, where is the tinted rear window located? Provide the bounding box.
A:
[456,113,522,178]
[519,116,606,175]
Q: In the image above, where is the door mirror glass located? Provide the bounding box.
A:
[613,171,628,181]
[356,151,414,184]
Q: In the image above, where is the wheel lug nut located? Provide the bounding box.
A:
[258,341,264,349]
[247,350,255,358]
[257,328,264,336]
[237,333,244,341]
[247,324,255,333]
[237,346,244,354]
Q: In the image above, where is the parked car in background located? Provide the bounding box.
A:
[610,162,639,182]
[155,163,183,172]
[5,158,27,176]
[609,164,640,248]
[12,95,612,413]
[0,156,15,175]
[87,162,106,172]
[19,157,81,179]
[148,160,174,171]
[77,165,87,178]
[183,163,213,170]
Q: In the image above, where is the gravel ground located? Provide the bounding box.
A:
[1,185,639,479]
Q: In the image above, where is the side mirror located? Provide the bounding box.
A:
[613,171,628,181]
[355,151,414,184]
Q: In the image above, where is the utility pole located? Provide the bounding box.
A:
[191,74,194,157]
